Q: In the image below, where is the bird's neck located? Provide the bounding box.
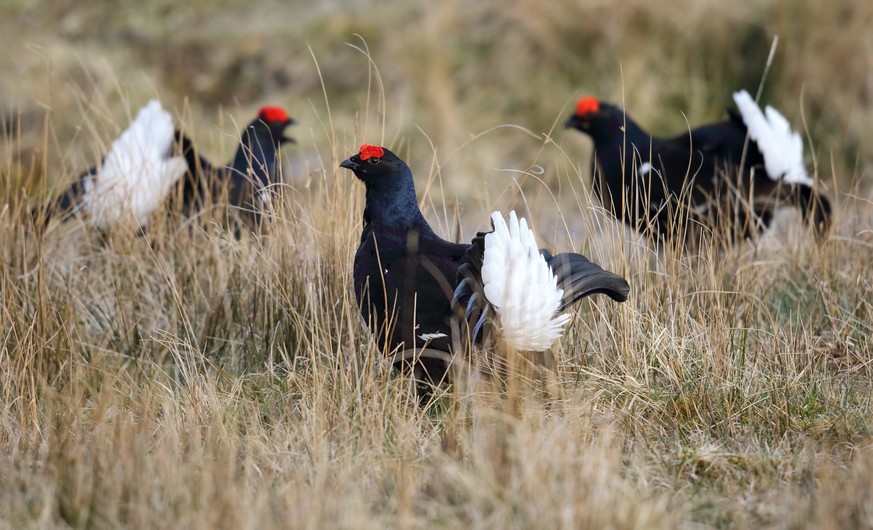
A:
[231,130,279,187]
[590,114,657,172]
[623,115,652,147]
[592,114,651,148]
[363,183,433,237]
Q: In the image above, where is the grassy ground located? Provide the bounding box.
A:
[2,0,873,528]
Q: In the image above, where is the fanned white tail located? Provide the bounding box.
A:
[732,90,812,187]
[482,211,570,351]
[83,100,187,229]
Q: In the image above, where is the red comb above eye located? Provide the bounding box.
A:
[575,97,600,116]
[258,106,290,123]
[359,144,384,161]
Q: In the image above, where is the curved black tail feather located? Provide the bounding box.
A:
[543,252,630,310]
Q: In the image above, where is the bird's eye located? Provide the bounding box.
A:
[368,158,379,165]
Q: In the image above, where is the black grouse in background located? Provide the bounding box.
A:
[174,105,296,225]
[35,100,188,230]
[564,91,832,243]
[36,104,295,230]
[340,144,629,401]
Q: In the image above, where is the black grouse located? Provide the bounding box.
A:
[340,144,629,397]
[36,100,187,230]
[564,90,832,243]
[174,105,296,224]
[37,104,295,229]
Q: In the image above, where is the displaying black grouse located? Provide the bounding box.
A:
[174,105,296,224]
[36,100,188,230]
[37,104,295,229]
[340,144,629,397]
[564,91,831,243]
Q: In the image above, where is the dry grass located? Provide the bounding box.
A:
[2,0,873,528]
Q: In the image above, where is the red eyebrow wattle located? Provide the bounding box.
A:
[359,144,385,161]
[575,97,600,116]
[258,106,290,123]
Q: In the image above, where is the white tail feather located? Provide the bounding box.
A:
[83,100,187,229]
[732,90,812,187]
[482,211,570,351]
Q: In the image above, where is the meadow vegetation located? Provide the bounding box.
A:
[2,0,872,528]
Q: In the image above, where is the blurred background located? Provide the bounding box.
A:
[2,0,871,211]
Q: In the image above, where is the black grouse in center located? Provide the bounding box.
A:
[340,144,629,396]
[564,91,831,243]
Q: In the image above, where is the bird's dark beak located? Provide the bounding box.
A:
[280,119,297,143]
[564,115,580,129]
[340,156,360,171]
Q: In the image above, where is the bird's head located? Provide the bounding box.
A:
[340,144,409,188]
[340,144,423,228]
[564,96,621,135]
[255,105,296,144]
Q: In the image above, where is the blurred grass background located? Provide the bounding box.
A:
[3,0,871,200]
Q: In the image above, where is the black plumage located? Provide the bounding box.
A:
[341,144,629,399]
[174,106,296,224]
[564,95,831,243]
